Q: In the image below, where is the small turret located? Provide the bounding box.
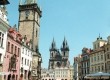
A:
[93,34,107,49]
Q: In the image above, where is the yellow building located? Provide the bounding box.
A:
[90,36,107,74]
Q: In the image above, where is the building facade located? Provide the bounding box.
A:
[89,36,107,74]
[41,68,55,80]
[18,0,42,80]
[102,36,110,73]
[20,35,33,80]
[81,48,90,80]
[3,27,21,80]
[0,5,10,80]
[73,55,82,80]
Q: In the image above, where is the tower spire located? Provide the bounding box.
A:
[61,37,69,51]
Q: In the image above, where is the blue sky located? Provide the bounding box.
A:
[7,0,110,68]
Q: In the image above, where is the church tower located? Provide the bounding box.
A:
[49,38,58,69]
[18,0,42,52]
[60,37,70,67]
[61,37,69,59]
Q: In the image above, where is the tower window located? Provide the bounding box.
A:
[36,29,37,37]
[64,52,65,56]
[7,42,10,52]
[52,52,53,57]
[11,44,14,54]
[25,10,30,19]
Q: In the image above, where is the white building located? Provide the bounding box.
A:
[20,37,33,80]
[0,5,9,73]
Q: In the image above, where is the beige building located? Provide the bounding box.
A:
[41,66,74,80]
[90,36,107,74]
[104,36,110,73]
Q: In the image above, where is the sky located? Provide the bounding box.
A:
[7,0,110,68]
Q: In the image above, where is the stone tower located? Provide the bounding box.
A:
[18,0,42,51]
[18,0,42,80]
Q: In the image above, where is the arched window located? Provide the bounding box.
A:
[64,52,65,56]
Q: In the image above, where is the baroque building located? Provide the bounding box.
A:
[3,27,22,80]
[18,0,42,80]
[89,36,107,74]
[80,48,90,80]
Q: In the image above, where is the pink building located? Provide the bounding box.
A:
[3,27,22,80]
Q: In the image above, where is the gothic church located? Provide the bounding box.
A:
[48,38,70,69]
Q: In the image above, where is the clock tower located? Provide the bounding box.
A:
[18,0,42,80]
[18,0,42,51]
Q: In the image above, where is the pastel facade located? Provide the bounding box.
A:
[103,36,110,73]
[20,36,33,80]
[90,36,107,74]
[80,48,90,79]
[3,27,21,80]
[41,69,55,80]
[41,67,73,80]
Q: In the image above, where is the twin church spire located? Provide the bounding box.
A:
[49,37,70,69]
[50,37,69,51]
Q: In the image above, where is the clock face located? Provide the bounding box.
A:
[25,10,30,17]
